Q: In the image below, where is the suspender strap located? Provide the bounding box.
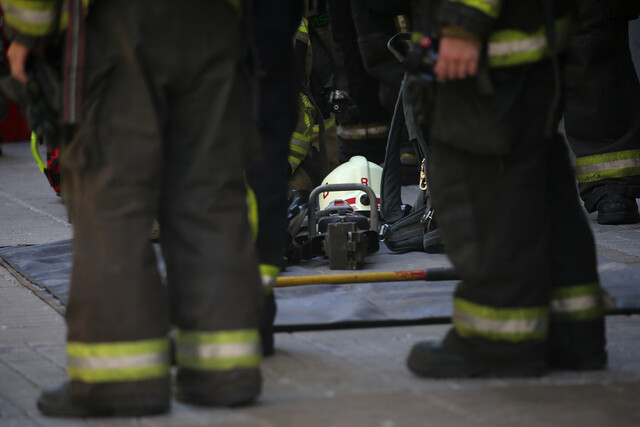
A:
[63,0,85,124]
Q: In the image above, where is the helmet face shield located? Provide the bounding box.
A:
[319,156,382,212]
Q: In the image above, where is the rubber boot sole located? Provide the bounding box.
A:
[175,368,261,407]
[407,341,545,379]
[549,350,608,371]
[37,388,169,418]
[597,210,640,225]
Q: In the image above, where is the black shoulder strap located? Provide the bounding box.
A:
[380,72,430,223]
[380,75,408,223]
[402,82,428,159]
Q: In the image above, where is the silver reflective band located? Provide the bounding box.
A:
[178,342,260,359]
[454,312,548,334]
[261,274,276,288]
[337,125,389,139]
[551,295,600,313]
[575,158,640,175]
[67,352,170,370]
[488,35,546,57]
[4,7,57,25]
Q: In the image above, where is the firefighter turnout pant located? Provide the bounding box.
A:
[429,60,606,370]
[60,0,263,400]
[564,0,640,211]
[249,0,301,283]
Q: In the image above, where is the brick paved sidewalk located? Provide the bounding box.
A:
[2,141,640,426]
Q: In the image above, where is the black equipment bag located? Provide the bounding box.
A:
[380,72,443,253]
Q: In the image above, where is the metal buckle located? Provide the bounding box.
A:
[421,209,434,229]
[419,158,428,191]
[379,223,389,241]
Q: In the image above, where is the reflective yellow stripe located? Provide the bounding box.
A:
[290,141,309,153]
[451,0,500,18]
[300,93,313,107]
[288,156,302,167]
[179,341,258,359]
[259,264,280,279]
[300,94,314,132]
[453,298,548,342]
[3,0,59,37]
[68,353,167,370]
[3,0,59,11]
[488,15,574,67]
[292,93,314,150]
[260,263,280,293]
[177,355,261,370]
[575,149,640,183]
[177,329,259,345]
[313,116,336,134]
[577,163,640,182]
[67,338,170,357]
[576,149,640,167]
[552,295,599,313]
[298,17,309,33]
[295,17,310,45]
[290,108,312,172]
[551,284,604,321]
[289,144,307,169]
[337,123,389,140]
[176,329,261,371]
[246,181,258,241]
[66,338,170,383]
[67,365,170,383]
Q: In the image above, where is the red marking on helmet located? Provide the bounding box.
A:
[340,197,381,209]
[322,182,330,199]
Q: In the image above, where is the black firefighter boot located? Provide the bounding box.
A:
[175,368,262,407]
[407,336,546,379]
[37,382,170,417]
[596,193,640,225]
[260,291,277,356]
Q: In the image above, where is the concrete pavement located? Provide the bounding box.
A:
[1,141,640,426]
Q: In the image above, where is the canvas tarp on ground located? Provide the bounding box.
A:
[1,239,639,331]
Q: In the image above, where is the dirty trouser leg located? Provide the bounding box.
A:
[249,3,299,274]
[564,0,640,210]
[61,1,171,400]
[429,64,555,371]
[430,145,551,370]
[62,0,263,401]
[148,3,264,394]
[248,0,302,356]
[547,136,607,367]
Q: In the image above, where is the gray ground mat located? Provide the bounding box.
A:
[1,239,640,331]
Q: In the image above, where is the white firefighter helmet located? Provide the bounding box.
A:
[319,156,382,211]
